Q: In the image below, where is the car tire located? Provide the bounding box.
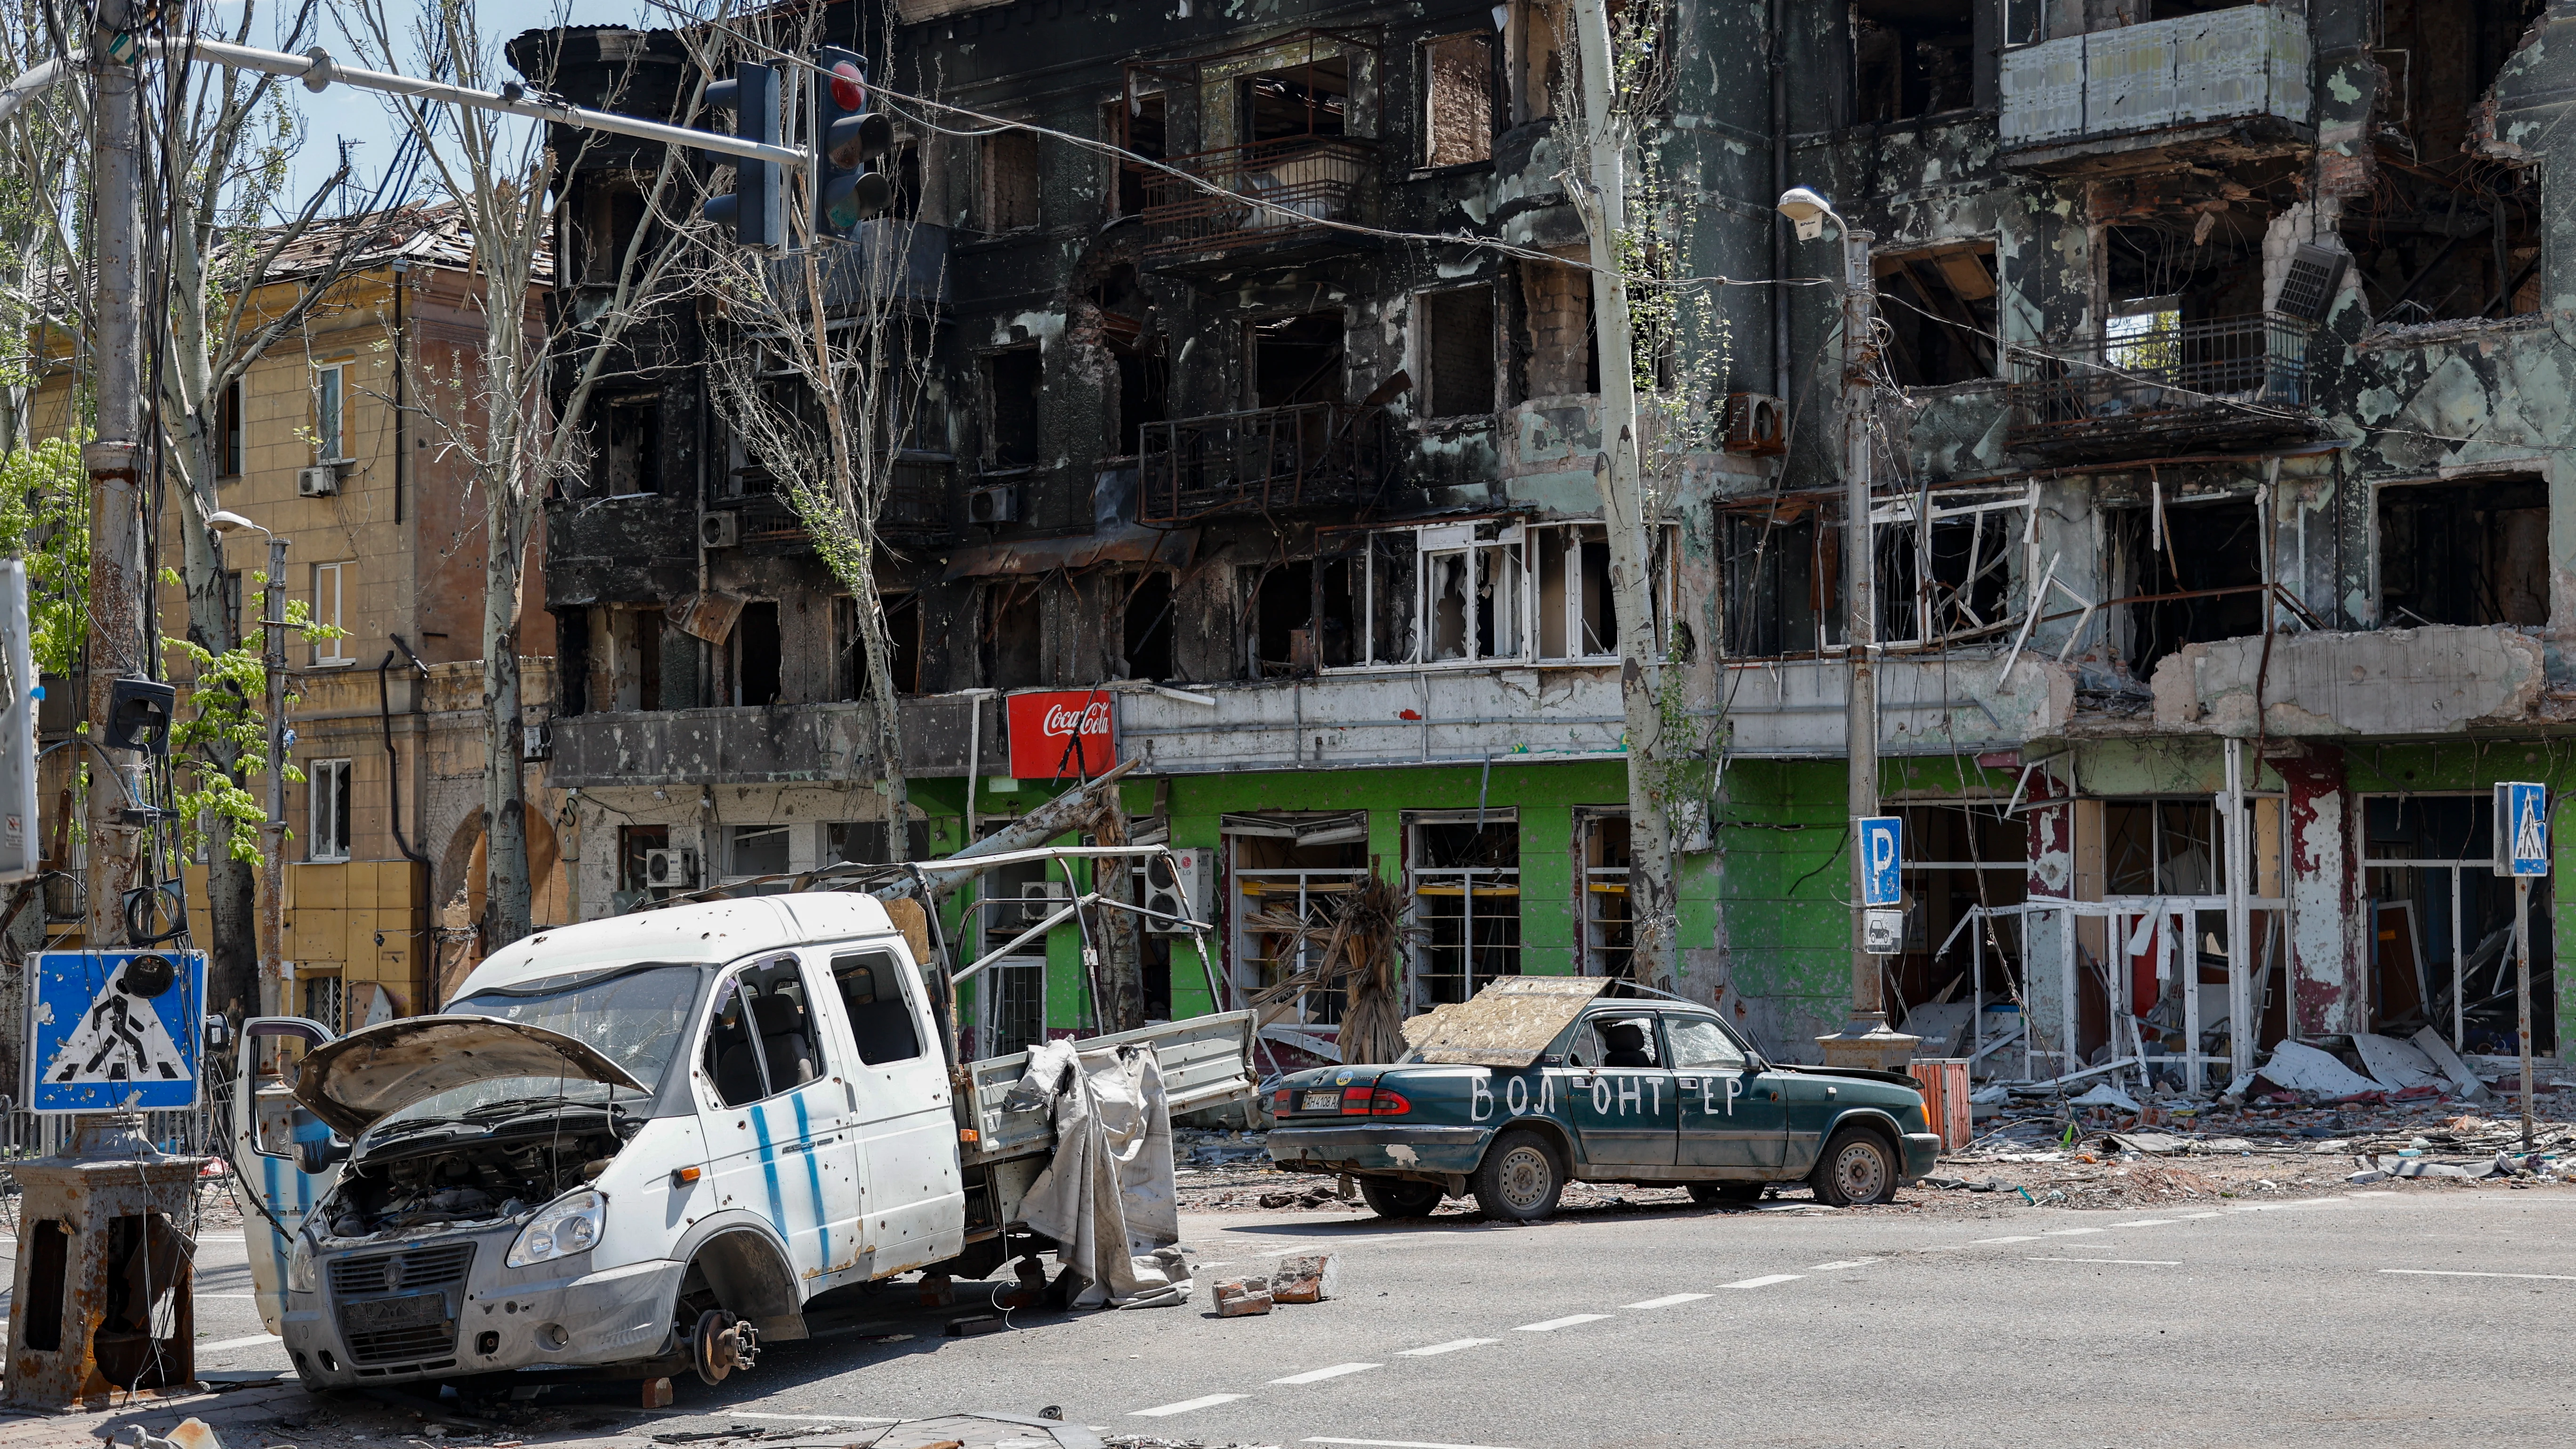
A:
[1811,1126,1900,1206]
[1359,1177,1444,1219]
[1687,1180,1766,1207]
[1473,1127,1567,1223]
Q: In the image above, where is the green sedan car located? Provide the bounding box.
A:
[1264,979,1941,1222]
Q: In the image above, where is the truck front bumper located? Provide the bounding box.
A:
[284,1233,684,1388]
[1266,1124,1490,1176]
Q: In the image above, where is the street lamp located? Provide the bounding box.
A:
[1777,186,1918,1073]
[209,507,289,1017]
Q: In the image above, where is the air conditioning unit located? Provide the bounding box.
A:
[699,512,740,549]
[1722,393,1787,455]
[643,847,698,889]
[1142,848,1213,934]
[966,483,1019,526]
[296,466,340,497]
[1022,878,1067,923]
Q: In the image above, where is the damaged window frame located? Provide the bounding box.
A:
[1318,515,1679,672]
[1868,483,2038,652]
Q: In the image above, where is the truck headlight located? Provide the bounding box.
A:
[287,1232,317,1293]
[507,1190,605,1268]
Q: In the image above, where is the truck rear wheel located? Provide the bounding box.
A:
[1359,1177,1443,1219]
[1473,1128,1565,1223]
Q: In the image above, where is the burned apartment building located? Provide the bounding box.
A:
[519,0,2576,1080]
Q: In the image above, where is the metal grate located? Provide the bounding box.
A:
[330,1241,475,1367]
[2004,312,2314,443]
[2273,244,2349,323]
[1138,402,1390,525]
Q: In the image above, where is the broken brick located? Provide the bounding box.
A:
[1269,1253,1339,1304]
[1212,1277,1274,1316]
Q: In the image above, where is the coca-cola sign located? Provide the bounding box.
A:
[1006,690,1116,779]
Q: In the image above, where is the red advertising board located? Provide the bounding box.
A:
[1006,689,1115,779]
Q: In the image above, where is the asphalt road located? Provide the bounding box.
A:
[639,1188,2576,1449]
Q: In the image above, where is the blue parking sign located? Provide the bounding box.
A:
[1859,815,1903,906]
[2502,782,2550,877]
[26,950,203,1113]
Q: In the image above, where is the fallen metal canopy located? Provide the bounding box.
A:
[1403,976,1611,1067]
[1219,810,1368,845]
[941,524,1198,580]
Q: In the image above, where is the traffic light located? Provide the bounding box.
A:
[814,47,894,240]
[701,62,782,248]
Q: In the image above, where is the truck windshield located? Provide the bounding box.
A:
[367,964,705,1136]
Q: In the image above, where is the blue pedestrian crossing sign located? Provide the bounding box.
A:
[26,950,204,1114]
[2500,782,2550,877]
[1859,815,1903,907]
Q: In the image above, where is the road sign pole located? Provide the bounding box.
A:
[2518,875,2534,1152]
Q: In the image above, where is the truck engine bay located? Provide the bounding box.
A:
[318,1105,638,1240]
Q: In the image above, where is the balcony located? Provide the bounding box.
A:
[2003,314,2324,461]
[713,451,955,548]
[548,693,1001,788]
[2151,625,2545,737]
[1998,5,2311,173]
[1137,137,1377,271]
[1139,402,1392,526]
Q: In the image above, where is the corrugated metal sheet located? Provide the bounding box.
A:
[1404,977,1609,1067]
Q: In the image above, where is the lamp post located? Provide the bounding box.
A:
[209,510,287,1020]
[1778,188,1918,1072]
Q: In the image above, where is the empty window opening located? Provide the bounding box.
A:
[1122,570,1175,681]
[1242,55,1348,142]
[626,607,668,711]
[1420,288,1497,418]
[1424,32,1495,167]
[1112,93,1167,216]
[733,601,783,706]
[2367,0,2547,191]
[1874,242,1997,386]
[576,179,648,285]
[1875,488,2029,649]
[984,581,1044,689]
[983,349,1042,469]
[1252,312,1346,409]
[597,394,660,496]
[1111,337,1168,458]
[1509,0,1566,125]
[1424,527,1526,662]
[1247,560,1337,676]
[1577,811,1632,978]
[1411,814,1521,1006]
[1535,522,1618,658]
[1228,816,1371,1021]
[836,593,921,699]
[980,130,1041,232]
[1720,503,1843,657]
[218,378,243,478]
[730,822,791,877]
[1854,0,1974,125]
[2105,218,2268,329]
[829,820,932,865]
[2105,492,2264,677]
[1886,805,2028,1036]
[2378,476,2547,628]
[1517,260,1599,397]
[2363,792,2550,1051]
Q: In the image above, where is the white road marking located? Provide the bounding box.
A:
[1272,1362,1381,1385]
[2348,1191,2402,1198]
[1513,1313,1611,1331]
[1397,1338,1498,1357]
[2024,1257,2181,1266]
[196,1334,281,1352]
[1256,1235,1407,1256]
[1624,1292,1712,1309]
[1809,1259,1880,1271]
[1975,1235,2043,1244]
[2111,1219,2177,1227]
[719,1413,899,1425]
[1133,1394,1248,1417]
[2381,1269,2576,1282]
[2175,1212,2223,1219]
[1720,1274,1803,1289]
[2042,1227,2107,1236]
[1304,1438,1528,1449]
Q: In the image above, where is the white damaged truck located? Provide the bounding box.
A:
[225,890,1254,1393]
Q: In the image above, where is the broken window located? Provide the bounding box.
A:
[979,130,1040,233]
[1410,813,1521,1007]
[1244,561,1343,676]
[1423,32,1495,167]
[1121,570,1175,681]
[827,820,933,866]
[1241,55,1348,142]
[1507,0,1565,125]
[983,349,1042,469]
[1111,93,1167,216]
[1252,311,1346,409]
[2377,476,2547,628]
[1319,518,1675,668]
[1576,811,1631,978]
[1719,501,1843,657]
[1889,805,2028,1033]
[729,823,791,878]
[1873,242,1997,386]
[1226,814,1370,1021]
[1854,0,1974,125]
[1422,521,1527,662]
[1419,287,1497,419]
[2363,792,2549,1050]
[596,394,660,496]
[1873,485,2032,649]
[733,601,783,706]
[984,581,1044,689]
[835,593,921,700]
[2109,490,2265,678]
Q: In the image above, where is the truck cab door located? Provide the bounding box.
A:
[1549,1011,1679,1169]
[811,944,965,1277]
[228,1018,341,1338]
[693,957,870,1290]
[1669,1014,1786,1170]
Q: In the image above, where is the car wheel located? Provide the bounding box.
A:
[1473,1128,1566,1223]
[1359,1177,1444,1219]
[1687,1181,1766,1207]
[1811,1127,1900,1206]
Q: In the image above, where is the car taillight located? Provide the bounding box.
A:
[1273,1088,1292,1113]
[1339,1086,1410,1116]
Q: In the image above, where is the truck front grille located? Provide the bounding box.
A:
[329,1242,475,1367]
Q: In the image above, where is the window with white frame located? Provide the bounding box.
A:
[1224,812,1370,1023]
[1319,518,1681,669]
[308,759,352,861]
[1576,810,1632,978]
[1409,811,1520,1006]
[311,562,351,664]
[314,362,347,462]
[1869,484,2034,651]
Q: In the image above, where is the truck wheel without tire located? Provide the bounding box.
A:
[1359,1177,1444,1219]
[1811,1127,1899,1206]
[1687,1180,1765,1207]
[1473,1128,1566,1223]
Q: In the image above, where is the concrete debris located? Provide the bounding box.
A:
[1267,1254,1338,1304]
[2069,1084,2143,1112]
[1211,1278,1274,1317]
[2350,1033,2447,1092]
[2097,1131,2196,1156]
[2409,1028,2495,1103]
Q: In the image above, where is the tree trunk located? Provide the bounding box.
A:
[479,522,532,953]
[1570,0,1678,991]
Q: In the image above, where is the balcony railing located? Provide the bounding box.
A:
[1138,137,1375,262]
[1998,4,2311,153]
[1140,402,1391,526]
[2003,313,2315,453]
[718,451,955,542]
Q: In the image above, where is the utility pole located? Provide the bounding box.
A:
[262,536,287,1015]
[1779,187,1917,1072]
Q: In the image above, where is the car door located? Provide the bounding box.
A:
[1549,1009,1679,1169]
[1668,1013,1787,1171]
[228,1018,342,1337]
[693,956,869,1288]
[813,944,964,1278]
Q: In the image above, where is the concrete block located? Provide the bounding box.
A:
[1212,1278,1274,1316]
[1269,1254,1339,1304]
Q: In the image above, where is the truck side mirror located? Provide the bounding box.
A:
[297,1138,351,1175]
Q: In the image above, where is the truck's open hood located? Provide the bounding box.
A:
[293,1015,648,1138]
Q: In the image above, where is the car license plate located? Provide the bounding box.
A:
[343,1292,446,1333]
[1301,1091,1340,1112]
